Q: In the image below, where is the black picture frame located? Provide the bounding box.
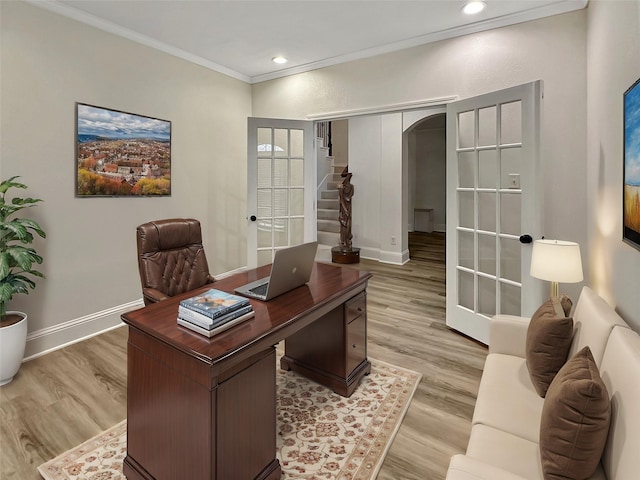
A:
[624,77,640,249]
[75,103,171,197]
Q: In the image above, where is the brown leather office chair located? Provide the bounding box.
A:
[136,218,214,305]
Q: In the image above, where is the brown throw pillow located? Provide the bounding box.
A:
[560,294,573,317]
[540,347,611,480]
[526,297,574,397]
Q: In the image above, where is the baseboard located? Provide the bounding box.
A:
[379,248,410,265]
[24,299,144,361]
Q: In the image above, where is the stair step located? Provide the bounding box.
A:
[318,199,339,209]
[317,219,340,233]
[317,231,340,246]
[321,190,339,200]
[318,208,339,220]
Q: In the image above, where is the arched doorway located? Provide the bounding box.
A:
[404,113,447,237]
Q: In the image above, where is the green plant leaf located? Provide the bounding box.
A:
[0,282,13,303]
[0,176,45,312]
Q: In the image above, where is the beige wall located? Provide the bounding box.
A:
[1,2,252,354]
[587,0,640,331]
[253,10,588,300]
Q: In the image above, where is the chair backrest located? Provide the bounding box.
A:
[136,218,212,305]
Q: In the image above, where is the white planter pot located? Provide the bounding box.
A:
[0,311,28,386]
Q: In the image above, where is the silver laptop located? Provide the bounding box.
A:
[235,241,318,301]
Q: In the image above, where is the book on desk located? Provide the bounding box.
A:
[177,288,254,337]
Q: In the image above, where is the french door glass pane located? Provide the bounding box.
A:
[291,158,304,186]
[274,218,288,247]
[257,128,272,151]
[257,158,272,188]
[500,148,522,189]
[257,221,272,248]
[478,276,496,316]
[501,101,522,144]
[459,270,475,310]
[478,233,496,276]
[478,192,496,232]
[274,129,288,156]
[459,192,475,228]
[274,158,288,186]
[290,129,304,157]
[257,189,272,217]
[459,230,474,270]
[274,188,288,216]
[478,106,497,146]
[479,150,498,189]
[458,151,475,188]
[458,111,475,148]
[500,192,521,236]
[290,188,304,216]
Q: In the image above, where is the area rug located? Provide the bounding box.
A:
[38,358,421,480]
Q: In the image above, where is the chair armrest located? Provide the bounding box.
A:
[489,315,530,357]
[142,287,169,305]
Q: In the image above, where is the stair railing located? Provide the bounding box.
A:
[316,121,332,156]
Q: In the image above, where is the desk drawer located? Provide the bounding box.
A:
[347,315,366,374]
[346,292,366,323]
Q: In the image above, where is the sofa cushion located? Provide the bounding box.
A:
[472,354,544,443]
[540,346,611,480]
[568,286,628,366]
[599,327,640,480]
[446,454,531,480]
[526,297,574,397]
[466,424,543,479]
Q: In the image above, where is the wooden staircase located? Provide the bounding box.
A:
[316,121,346,246]
[317,164,345,246]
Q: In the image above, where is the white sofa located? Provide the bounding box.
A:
[446,286,640,480]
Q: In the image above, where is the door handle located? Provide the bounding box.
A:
[519,234,533,244]
[249,215,257,222]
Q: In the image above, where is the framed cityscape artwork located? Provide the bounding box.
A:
[624,77,640,249]
[75,103,171,197]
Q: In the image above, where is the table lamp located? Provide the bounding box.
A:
[530,239,583,298]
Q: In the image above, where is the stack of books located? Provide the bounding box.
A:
[177,288,254,337]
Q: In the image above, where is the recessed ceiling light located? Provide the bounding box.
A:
[272,56,288,64]
[462,1,486,15]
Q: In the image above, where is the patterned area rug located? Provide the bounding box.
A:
[38,358,420,480]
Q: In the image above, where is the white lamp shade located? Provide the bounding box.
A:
[530,239,583,283]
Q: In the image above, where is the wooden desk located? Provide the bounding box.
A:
[121,262,372,480]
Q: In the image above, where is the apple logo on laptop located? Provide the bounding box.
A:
[292,267,297,274]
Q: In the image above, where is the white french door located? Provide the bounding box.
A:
[446,81,544,345]
[247,118,316,268]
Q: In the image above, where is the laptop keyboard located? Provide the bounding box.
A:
[249,282,269,296]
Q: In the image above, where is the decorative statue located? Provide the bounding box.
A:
[338,173,354,250]
[331,170,360,264]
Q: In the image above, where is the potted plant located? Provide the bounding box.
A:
[0,176,46,385]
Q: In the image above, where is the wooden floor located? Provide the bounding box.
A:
[0,232,487,480]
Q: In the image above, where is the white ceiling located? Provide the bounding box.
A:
[34,0,588,84]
